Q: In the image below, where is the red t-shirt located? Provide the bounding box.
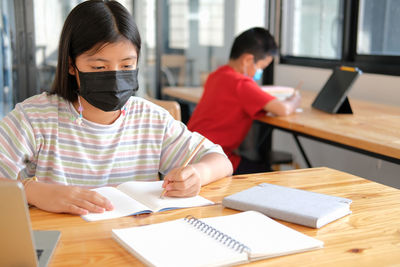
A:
[187,65,275,170]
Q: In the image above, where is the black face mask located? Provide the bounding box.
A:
[78,69,139,111]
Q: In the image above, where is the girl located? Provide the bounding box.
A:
[0,0,232,215]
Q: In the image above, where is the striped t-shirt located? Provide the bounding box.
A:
[0,93,225,187]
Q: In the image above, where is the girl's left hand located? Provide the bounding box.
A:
[162,165,201,197]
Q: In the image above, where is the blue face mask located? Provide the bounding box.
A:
[253,68,263,81]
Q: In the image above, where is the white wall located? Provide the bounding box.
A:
[273,64,400,189]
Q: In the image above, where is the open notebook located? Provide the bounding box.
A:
[112,211,323,267]
[82,181,214,221]
[262,85,295,100]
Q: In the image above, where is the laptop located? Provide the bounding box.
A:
[0,182,60,267]
[312,66,362,114]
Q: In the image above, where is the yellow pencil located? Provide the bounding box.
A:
[160,137,206,199]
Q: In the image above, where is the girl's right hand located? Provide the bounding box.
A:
[25,182,114,215]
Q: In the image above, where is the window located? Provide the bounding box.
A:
[234,0,266,36]
[357,0,400,56]
[281,0,343,59]
[160,0,270,89]
[34,0,80,92]
[133,0,157,98]
[198,0,224,47]
[0,0,16,117]
[168,0,189,49]
[280,0,400,76]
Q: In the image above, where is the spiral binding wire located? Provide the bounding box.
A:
[184,215,251,255]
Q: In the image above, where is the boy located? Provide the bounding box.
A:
[187,27,301,174]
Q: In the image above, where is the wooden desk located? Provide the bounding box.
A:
[31,167,400,266]
[163,86,204,104]
[162,87,400,165]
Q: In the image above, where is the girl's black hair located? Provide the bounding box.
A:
[229,27,277,62]
[50,0,141,102]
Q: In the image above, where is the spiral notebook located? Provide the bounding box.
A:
[112,211,323,267]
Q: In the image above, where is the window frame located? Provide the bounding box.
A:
[279,0,400,76]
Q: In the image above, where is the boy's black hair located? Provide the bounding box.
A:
[229,27,277,62]
[50,0,141,102]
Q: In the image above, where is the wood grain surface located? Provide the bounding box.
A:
[162,87,400,160]
[30,167,400,266]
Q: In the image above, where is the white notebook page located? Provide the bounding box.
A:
[112,219,247,267]
[112,211,323,266]
[116,181,214,211]
[82,186,150,221]
[201,211,324,260]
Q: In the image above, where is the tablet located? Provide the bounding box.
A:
[312,66,362,114]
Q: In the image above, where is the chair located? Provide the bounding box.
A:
[240,122,299,172]
[268,151,300,171]
[161,54,186,86]
[146,96,182,121]
[200,71,210,86]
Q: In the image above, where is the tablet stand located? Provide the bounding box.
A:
[336,97,353,114]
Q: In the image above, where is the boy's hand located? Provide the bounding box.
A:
[26,182,114,215]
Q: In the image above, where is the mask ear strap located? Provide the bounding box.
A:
[76,95,83,126]
[72,61,82,99]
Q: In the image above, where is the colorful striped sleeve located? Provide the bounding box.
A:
[158,114,225,175]
[0,103,37,180]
